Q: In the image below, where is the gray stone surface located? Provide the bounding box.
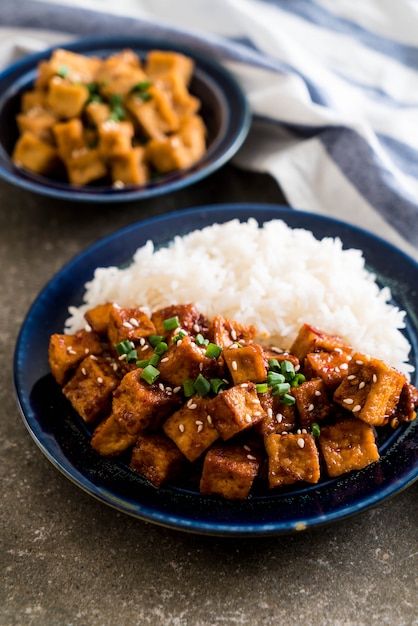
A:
[1,166,417,626]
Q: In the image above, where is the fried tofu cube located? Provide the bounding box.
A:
[64,147,107,185]
[49,329,103,385]
[21,90,47,113]
[389,381,418,428]
[109,146,148,185]
[12,132,58,175]
[112,369,181,435]
[107,305,156,347]
[125,93,173,141]
[62,356,119,424]
[265,432,320,488]
[35,49,101,89]
[209,315,258,348]
[146,50,195,86]
[163,395,219,461]
[157,335,223,388]
[46,77,90,118]
[16,108,58,144]
[94,51,147,99]
[151,303,209,339]
[130,433,185,488]
[257,390,297,435]
[318,418,380,477]
[333,353,406,426]
[53,118,86,161]
[223,343,267,385]
[91,414,137,457]
[145,115,206,172]
[98,119,134,157]
[304,350,352,390]
[293,378,333,429]
[290,324,352,362]
[84,101,112,127]
[156,72,200,117]
[84,302,115,336]
[209,382,266,440]
[200,443,262,500]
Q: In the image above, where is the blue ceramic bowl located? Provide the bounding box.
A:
[0,36,250,202]
[13,204,418,536]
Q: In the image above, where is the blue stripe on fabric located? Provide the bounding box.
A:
[332,71,418,108]
[261,0,418,69]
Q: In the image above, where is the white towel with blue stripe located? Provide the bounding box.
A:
[2,0,418,259]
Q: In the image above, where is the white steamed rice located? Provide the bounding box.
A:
[65,218,413,376]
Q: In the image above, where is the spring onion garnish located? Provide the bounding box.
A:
[281,393,296,406]
[272,382,291,396]
[154,341,168,356]
[183,379,195,398]
[140,364,160,384]
[131,80,152,92]
[136,358,150,368]
[149,353,160,367]
[210,378,228,395]
[194,374,211,397]
[115,340,137,362]
[267,371,285,386]
[195,333,209,347]
[311,423,321,437]
[163,316,180,331]
[149,334,163,348]
[108,93,126,121]
[57,65,69,78]
[204,343,222,359]
[264,359,303,404]
[256,382,268,394]
[268,358,281,372]
[172,329,187,343]
[290,373,306,387]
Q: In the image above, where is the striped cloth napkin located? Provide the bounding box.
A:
[2,0,418,259]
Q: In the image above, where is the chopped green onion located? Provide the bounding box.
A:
[195,333,209,346]
[140,364,160,384]
[281,393,296,406]
[268,358,281,372]
[272,382,291,396]
[130,80,152,93]
[281,360,295,379]
[290,373,306,387]
[172,330,187,343]
[154,341,168,356]
[194,374,211,397]
[149,353,160,367]
[205,343,222,359]
[149,334,163,348]
[115,339,132,356]
[210,378,228,394]
[267,371,285,386]
[183,379,195,397]
[163,316,180,331]
[256,382,268,394]
[136,358,150,368]
[138,91,152,101]
[57,65,69,78]
[311,423,321,437]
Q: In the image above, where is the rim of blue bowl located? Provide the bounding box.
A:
[0,35,251,202]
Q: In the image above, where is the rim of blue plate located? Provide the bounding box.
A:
[0,36,251,202]
[13,204,418,536]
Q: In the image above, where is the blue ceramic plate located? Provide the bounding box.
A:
[0,36,250,202]
[13,204,418,536]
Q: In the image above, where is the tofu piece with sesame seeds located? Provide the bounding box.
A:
[62,356,119,424]
[157,335,224,388]
[162,394,219,462]
[98,120,135,158]
[49,329,103,386]
[84,302,115,337]
[293,378,333,429]
[257,390,297,435]
[151,303,209,340]
[290,323,352,362]
[53,118,86,161]
[209,382,266,441]
[333,353,406,427]
[64,148,108,186]
[107,305,156,348]
[209,315,258,348]
[223,343,267,386]
[264,432,320,488]
[389,381,418,428]
[91,413,138,457]
[200,443,262,500]
[304,350,352,390]
[130,432,186,488]
[318,418,380,477]
[112,369,182,436]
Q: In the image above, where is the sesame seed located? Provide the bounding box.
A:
[356,360,364,365]
[297,429,301,434]
[254,411,262,416]
[301,429,307,434]
[178,424,185,433]
[245,414,252,423]
[276,413,283,423]
[188,403,197,410]
[123,321,133,329]
[197,424,203,433]
[231,361,238,371]
[129,317,139,327]
[353,405,361,412]
[241,383,249,388]
[158,383,165,391]
[281,431,288,436]
[340,363,348,370]
[244,445,251,451]
[297,438,305,449]
[347,375,356,380]
[66,346,76,355]
[173,386,181,393]
[81,368,87,376]
[247,454,257,461]
[85,323,92,332]
[231,329,237,341]
[118,353,127,361]
[358,381,365,389]
[187,399,194,407]
[314,390,321,396]
[373,374,377,383]
[206,415,213,425]
[267,408,273,419]
[139,337,145,346]
[335,367,340,373]
[343,398,354,404]
[295,364,300,372]
[97,377,103,384]
[141,345,148,351]
[199,363,203,371]
[176,339,183,346]
[334,348,343,354]
[111,363,118,371]
[308,403,314,412]
[195,420,203,426]
[89,354,97,360]
[160,357,169,363]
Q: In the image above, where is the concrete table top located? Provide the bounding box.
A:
[1,165,417,626]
